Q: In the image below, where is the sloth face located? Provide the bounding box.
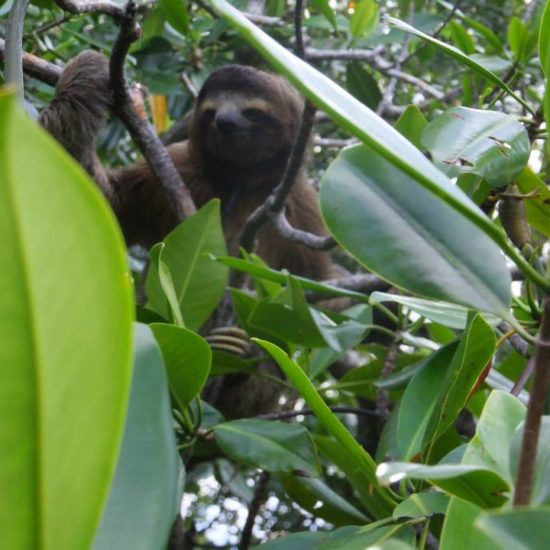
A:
[191,66,304,167]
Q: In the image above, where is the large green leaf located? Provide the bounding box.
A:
[393,492,449,520]
[421,107,530,188]
[476,508,550,548]
[540,0,550,145]
[94,324,181,550]
[0,91,134,549]
[146,200,228,331]
[349,0,380,39]
[516,167,550,238]
[320,144,511,317]
[150,323,211,408]
[206,0,520,265]
[214,420,321,476]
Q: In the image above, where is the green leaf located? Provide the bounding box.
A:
[386,16,532,113]
[510,417,550,505]
[159,0,189,36]
[311,0,337,31]
[284,475,368,525]
[350,0,380,39]
[421,107,530,188]
[214,420,321,475]
[462,391,525,485]
[476,508,550,548]
[254,340,397,517]
[94,324,181,550]
[149,243,185,327]
[507,17,529,61]
[146,200,228,331]
[370,291,500,329]
[377,462,508,508]
[540,0,550,73]
[206,0,526,275]
[440,499,501,550]
[397,343,459,459]
[427,315,496,442]
[0,91,134,549]
[449,20,475,54]
[320,144,511,316]
[346,62,382,110]
[393,492,449,520]
[516,167,550,237]
[215,255,369,301]
[394,105,428,149]
[150,323,211,408]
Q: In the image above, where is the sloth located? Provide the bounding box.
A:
[39,51,339,417]
[39,50,335,281]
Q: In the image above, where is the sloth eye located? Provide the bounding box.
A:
[243,108,270,123]
[200,109,216,123]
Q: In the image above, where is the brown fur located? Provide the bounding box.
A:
[40,51,339,418]
[39,51,335,282]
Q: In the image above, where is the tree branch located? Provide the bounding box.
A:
[514,293,550,505]
[271,212,336,251]
[109,1,195,219]
[5,0,31,104]
[53,0,153,19]
[238,472,270,550]
[0,37,62,86]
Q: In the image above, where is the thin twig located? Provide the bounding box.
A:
[309,273,390,299]
[497,322,531,358]
[109,1,196,219]
[238,472,270,550]
[514,293,550,505]
[28,13,73,36]
[376,333,401,421]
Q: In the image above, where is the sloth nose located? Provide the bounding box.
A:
[215,111,246,135]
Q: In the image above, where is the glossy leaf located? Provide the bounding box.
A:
[393,492,449,520]
[377,462,508,508]
[426,315,496,442]
[394,105,428,149]
[422,107,530,187]
[476,508,550,548]
[321,144,511,317]
[0,91,134,549]
[214,420,321,476]
[207,0,518,263]
[146,200,228,331]
[94,324,181,550]
[150,323,211,408]
[397,343,459,459]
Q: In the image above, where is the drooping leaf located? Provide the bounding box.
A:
[349,0,380,39]
[421,107,530,187]
[320,144,511,317]
[214,420,321,476]
[146,200,228,331]
[346,62,382,110]
[94,324,182,550]
[0,91,134,549]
